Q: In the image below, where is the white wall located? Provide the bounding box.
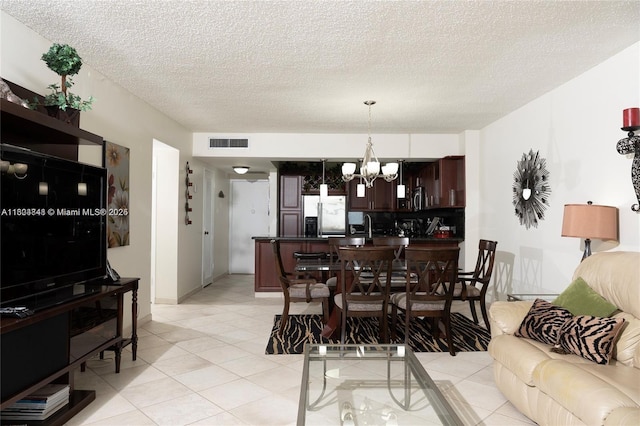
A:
[210,168,231,283]
[152,140,179,303]
[1,12,219,325]
[192,132,462,161]
[480,42,640,298]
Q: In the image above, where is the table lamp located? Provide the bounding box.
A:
[561,201,618,261]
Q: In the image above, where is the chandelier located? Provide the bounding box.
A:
[341,100,398,188]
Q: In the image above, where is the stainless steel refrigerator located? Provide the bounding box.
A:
[303,195,346,236]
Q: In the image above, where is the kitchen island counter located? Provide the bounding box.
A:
[252,236,464,243]
[253,236,463,292]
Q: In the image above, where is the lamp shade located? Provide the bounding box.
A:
[319,183,328,199]
[365,161,380,175]
[383,162,398,175]
[342,163,356,175]
[561,204,618,241]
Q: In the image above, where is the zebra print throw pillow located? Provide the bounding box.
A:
[555,315,626,365]
[515,299,573,345]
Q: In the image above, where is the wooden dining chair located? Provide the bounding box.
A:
[372,236,409,260]
[328,236,366,261]
[452,239,497,333]
[390,247,460,356]
[325,236,366,288]
[293,250,330,282]
[372,236,410,289]
[271,239,330,336]
[335,246,395,345]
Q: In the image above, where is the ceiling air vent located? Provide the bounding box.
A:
[209,138,249,148]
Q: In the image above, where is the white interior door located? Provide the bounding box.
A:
[229,179,269,274]
[202,168,214,286]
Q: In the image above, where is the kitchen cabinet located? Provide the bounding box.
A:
[279,175,303,236]
[421,156,465,208]
[440,156,465,208]
[347,178,396,211]
[255,239,319,291]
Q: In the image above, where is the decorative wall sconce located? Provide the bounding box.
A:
[616,107,640,212]
[0,160,28,178]
[512,149,551,229]
[562,201,618,262]
[185,162,193,225]
[38,182,48,195]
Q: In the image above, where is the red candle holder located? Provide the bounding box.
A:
[622,107,640,131]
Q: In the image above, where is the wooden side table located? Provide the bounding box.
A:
[79,277,139,373]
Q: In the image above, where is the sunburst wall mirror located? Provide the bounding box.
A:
[512,149,551,229]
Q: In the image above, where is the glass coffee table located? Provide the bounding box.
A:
[297,344,462,425]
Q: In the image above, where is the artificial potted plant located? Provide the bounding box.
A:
[30,43,94,125]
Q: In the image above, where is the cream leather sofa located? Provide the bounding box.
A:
[488,251,640,426]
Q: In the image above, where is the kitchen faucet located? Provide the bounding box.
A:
[365,214,373,239]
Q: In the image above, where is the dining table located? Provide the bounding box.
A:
[294,258,409,338]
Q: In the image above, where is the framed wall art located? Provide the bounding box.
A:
[106,141,130,247]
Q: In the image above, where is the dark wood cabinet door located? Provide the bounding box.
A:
[347,178,396,211]
[422,162,439,207]
[254,240,307,292]
[279,175,303,236]
[347,180,369,210]
[439,156,466,207]
[416,157,465,209]
[280,175,302,210]
[255,240,278,291]
[370,179,395,210]
[280,211,302,237]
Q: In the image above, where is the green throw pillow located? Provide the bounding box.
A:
[553,277,618,317]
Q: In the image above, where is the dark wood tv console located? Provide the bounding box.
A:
[0,278,139,425]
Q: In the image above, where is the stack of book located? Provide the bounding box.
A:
[1,384,70,421]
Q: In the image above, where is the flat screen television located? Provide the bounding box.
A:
[1,144,107,310]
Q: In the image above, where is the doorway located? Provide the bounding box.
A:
[229,179,270,274]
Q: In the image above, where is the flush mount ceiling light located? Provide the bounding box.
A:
[233,166,250,175]
[341,100,398,188]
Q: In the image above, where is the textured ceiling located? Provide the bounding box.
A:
[2,0,639,136]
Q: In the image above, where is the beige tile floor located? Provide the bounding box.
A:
[68,274,535,425]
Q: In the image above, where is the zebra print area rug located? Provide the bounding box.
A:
[265,313,490,354]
